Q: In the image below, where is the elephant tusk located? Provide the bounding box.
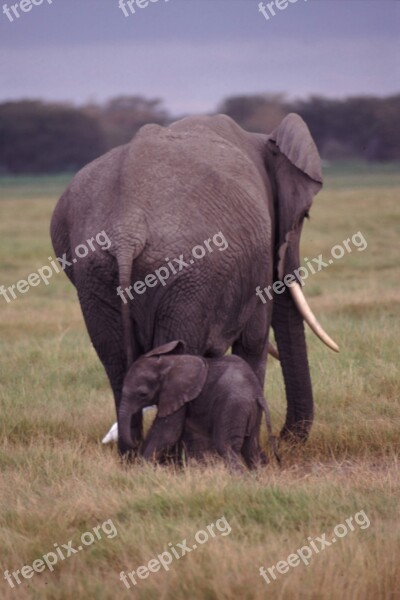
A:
[268,342,280,360]
[288,282,339,353]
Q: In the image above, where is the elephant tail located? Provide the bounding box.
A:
[117,254,135,368]
[258,397,281,465]
[113,212,148,369]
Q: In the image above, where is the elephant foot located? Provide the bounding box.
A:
[280,422,311,443]
[259,449,269,467]
[118,447,138,464]
[118,436,142,461]
[221,449,246,473]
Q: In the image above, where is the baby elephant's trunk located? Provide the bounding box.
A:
[118,398,139,455]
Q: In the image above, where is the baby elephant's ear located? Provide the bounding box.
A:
[158,356,208,418]
[145,340,186,358]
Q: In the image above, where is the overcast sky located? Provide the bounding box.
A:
[1,0,399,114]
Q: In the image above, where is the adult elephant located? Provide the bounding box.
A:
[50,113,338,454]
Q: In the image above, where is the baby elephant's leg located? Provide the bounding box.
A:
[213,411,247,472]
[141,410,185,462]
[221,447,246,473]
[242,435,267,470]
[241,409,265,469]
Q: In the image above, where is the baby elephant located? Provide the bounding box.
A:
[118,340,278,470]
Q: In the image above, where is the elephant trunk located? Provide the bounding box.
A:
[272,286,313,441]
[118,398,136,456]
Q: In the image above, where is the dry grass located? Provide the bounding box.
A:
[0,165,399,599]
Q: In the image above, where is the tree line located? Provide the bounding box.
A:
[0,94,399,173]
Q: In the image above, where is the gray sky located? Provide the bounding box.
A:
[1,0,399,114]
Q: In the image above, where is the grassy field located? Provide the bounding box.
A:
[0,164,399,600]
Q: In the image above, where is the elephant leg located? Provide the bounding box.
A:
[242,434,265,470]
[232,302,271,387]
[218,447,245,473]
[141,410,185,462]
[75,273,142,455]
[213,416,247,473]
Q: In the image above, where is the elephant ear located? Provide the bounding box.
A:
[157,356,208,418]
[269,113,322,185]
[267,113,323,280]
[144,340,186,358]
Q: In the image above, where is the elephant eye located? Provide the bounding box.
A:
[304,210,310,220]
[135,386,148,398]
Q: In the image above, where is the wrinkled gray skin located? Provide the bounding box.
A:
[50,113,323,454]
[120,340,274,471]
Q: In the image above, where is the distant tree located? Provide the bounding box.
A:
[89,96,169,150]
[0,101,105,173]
[1,94,399,174]
[369,95,400,161]
[218,94,287,133]
[288,95,400,161]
